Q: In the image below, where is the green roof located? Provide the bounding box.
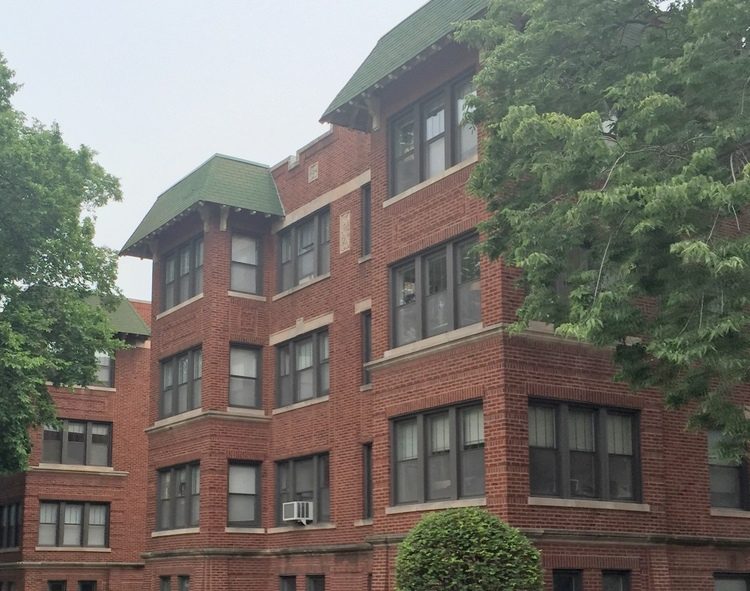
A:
[321,0,488,127]
[121,154,283,257]
[108,299,151,338]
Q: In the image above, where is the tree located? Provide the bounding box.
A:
[395,507,542,591]
[458,0,750,457]
[0,53,122,472]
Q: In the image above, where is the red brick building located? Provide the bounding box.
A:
[3,1,750,590]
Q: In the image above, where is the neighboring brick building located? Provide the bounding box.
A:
[3,1,750,590]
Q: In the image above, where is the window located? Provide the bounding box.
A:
[528,401,639,501]
[715,576,750,590]
[38,502,108,547]
[361,184,371,256]
[48,583,66,591]
[553,570,583,591]
[229,346,261,408]
[277,453,330,524]
[94,352,114,387]
[0,503,21,548]
[231,234,261,294]
[392,403,484,505]
[277,330,329,407]
[361,311,372,385]
[160,349,202,418]
[363,443,373,519]
[162,236,203,311]
[391,235,480,347]
[278,209,330,292]
[157,463,200,530]
[42,420,111,467]
[708,431,748,509]
[160,577,172,591]
[306,576,325,591]
[390,74,476,195]
[78,583,97,591]
[228,463,260,527]
[603,571,630,591]
[280,576,296,591]
[177,576,189,591]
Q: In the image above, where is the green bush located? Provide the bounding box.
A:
[395,507,542,591]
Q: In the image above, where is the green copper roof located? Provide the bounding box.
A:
[121,154,283,256]
[108,299,151,337]
[321,0,488,126]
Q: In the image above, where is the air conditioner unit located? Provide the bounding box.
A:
[282,501,314,525]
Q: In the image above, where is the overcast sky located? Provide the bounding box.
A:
[1,0,427,301]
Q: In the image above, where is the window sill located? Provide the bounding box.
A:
[267,523,336,534]
[273,395,329,415]
[527,497,650,512]
[386,497,486,515]
[272,274,330,302]
[359,384,373,392]
[227,290,267,302]
[225,407,267,418]
[155,293,204,320]
[151,527,200,538]
[35,546,111,552]
[358,254,372,264]
[147,408,270,433]
[710,508,750,519]
[31,464,128,477]
[0,548,19,554]
[383,154,478,209]
[224,526,266,534]
[372,323,496,369]
[150,408,204,430]
[354,519,373,527]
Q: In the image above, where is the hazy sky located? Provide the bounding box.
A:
[1,0,427,300]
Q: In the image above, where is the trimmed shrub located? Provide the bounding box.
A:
[396,507,542,590]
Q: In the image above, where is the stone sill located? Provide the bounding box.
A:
[0,547,19,554]
[155,293,204,320]
[353,519,373,527]
[272,274,330,302]
[149,408,204,431]
[227,290,267,302]
[272,395,329,416]
[35,546,111,552]
[383,154,478,209]
[267,523,336,534]
[147,408,270,433]
[224,527,265,534]
[151,527,200,538]
[359,384,373,392]
[711,508,750,519]
[358,254,372,264]
[527,497,650,512]
[32,464,128,477]
[386,497,486,515]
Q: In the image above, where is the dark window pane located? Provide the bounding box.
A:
[393,114,417,195]
[160,577,172,591]
[426,413,452,500]
[530,448,558,496]
[609,455,634,500]
[307,576,325,591]
[553,571,582,591]
[89,424,111,467]
[79,582,97,591]
[456,239,481,327]
[395,420,419,503]
[424,251,449,337]
[319,454,330,522]
[363,444,373,519]
[715,579,749,591]
[361,184,371,256]
[38,503,58,546]
[280,577,296,591]
[460,406,485,497]
[229,348,259,408]
[569,409,597,498]
[603,571,630,591]
[62,504,82,546]
[228,464,257,526]
[455,79,478,162]
[362,312,372,385]
[64,422,86,465]
[395,263,417,346]
[710,466,742,508]
[42,425,62,463]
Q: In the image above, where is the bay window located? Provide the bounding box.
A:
[160,348,202,418]
[278,210,330,292]
[277,330,329,407]
[157,463,200,531]
[162,236,203,311]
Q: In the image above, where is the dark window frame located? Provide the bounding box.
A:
[161,235,204,312]
[390,402,484,505]
[37,501,109,548]
[390,234,480,347]
[278,209,330,292]
[0,503,21,549]
[553,570,583,591]
[280,576,296,591]
[160,577,172,591]
[276,329,329,407]
[708,430,750,510]
[306,575,325,591]
[227,461,261,527]
[363,443,373,519]
[361,311,372,385]
[159,348,202,419]
[41,420,112,467]
[528,400,641,502]
[388,71,477,197]
[230,233,262,295]
[602,571,630,591]
[229,345,262,409]
[276,453,330,525]
[156,463,200,531]
[78,582,97,591]
[48,583,67,591]
[361,183,371,257]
